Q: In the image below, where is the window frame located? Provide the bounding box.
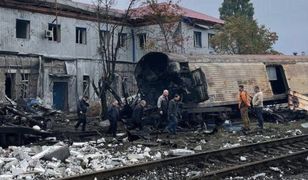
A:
[138,33,147,49]
[83,75,90,97]
[118,33,128,48]
[208,33,215,49]
[16,19,30,39]
[193,31,202,48]
[48,23,61,42]
[76,27,87,44]
[100,30,111,46]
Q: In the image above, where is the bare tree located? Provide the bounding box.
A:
[93,0,137,119]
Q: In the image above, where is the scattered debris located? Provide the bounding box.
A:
[168,149,195,156]
[269,166,283,173]
[252,173,266,179]
[301,122,308,128]
[240,156,247,161]
[186,171,202,178]
[222,143,241,149]
[194,145,202,151]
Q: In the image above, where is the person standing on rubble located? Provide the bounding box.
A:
[252,86,264,130]
[131,100,147,130]
[157,90,169,128]
[75,96,89,131]
[238,85,251,132]
[166,94,181,134]
[107,100,120,137]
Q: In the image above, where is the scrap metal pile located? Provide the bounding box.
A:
[0,96,64,147]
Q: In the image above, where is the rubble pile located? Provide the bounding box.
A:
[0,97,65,147]
[0,96,63,128]
[0,137,171,179]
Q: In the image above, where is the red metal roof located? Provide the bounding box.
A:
[180,6,224,24]
[131,3,224,24]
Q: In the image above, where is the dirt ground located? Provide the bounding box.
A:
[98,116,308,160]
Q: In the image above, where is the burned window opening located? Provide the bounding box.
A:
[16,19,30,39]
[20,73,29,98]
[5,73,15,99]
[76,27,87,44]
[48,23,61,42]
[266,65,288,95]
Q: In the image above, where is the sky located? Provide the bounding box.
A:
[74,0,308,55]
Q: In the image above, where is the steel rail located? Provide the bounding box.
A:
[60,134,308,180]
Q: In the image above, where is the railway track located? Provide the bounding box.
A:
[61,134,308,180]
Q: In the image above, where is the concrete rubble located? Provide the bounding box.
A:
[168,149,195,156]
[0,139,170,179]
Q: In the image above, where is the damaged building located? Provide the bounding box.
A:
[0,0,223,112]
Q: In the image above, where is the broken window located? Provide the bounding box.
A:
[5,73,16,99]
[83,75,90,97]
[48,23,61,42]
[194,31,202,48]
[76,27,87,44]
[208,33,215,49]
[100,30,110,46]
[16,19,30,39]
[266,66,277,81]
[266,65,288,94]
[20,73,29,98]
[118,33,127,48]
[138,33,147,49]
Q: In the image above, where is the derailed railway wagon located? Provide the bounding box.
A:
[135,52,308,122]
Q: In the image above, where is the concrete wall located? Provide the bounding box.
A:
[133,22,216,61]
[0,7,133,62]
[0,54,39,103]
[181,23,216,55]
[41,58,137,112]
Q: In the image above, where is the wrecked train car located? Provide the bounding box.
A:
[135,52,308,115]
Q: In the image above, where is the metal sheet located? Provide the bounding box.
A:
[190,63,273,105]
[283,63,308,94]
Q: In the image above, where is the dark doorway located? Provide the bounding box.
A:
[266,65,288,94]
[53,82,68,111]
[5,73,15,99]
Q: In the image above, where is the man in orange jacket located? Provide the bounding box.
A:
[238,85,251,132]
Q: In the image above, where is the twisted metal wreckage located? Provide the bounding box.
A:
[1,52,308,147]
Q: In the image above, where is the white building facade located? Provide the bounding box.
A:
[0,0,223,112]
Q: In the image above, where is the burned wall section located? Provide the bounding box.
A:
[41,58,137,113]
[0,54,39,103]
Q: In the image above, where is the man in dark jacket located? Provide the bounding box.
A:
[157,90,169,128]
[107,100,120,137]
[75,96,89,131]
[166,94,181,134]
[131,100,147,130]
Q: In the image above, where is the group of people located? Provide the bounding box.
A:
[74,85,264,136]
[157,90,182,134]
[74,89,182,136]
[74,97,146,137]
[238,85,264,133]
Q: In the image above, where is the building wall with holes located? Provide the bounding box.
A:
[0,7,133,62]
[0,54,40,103]
[132,22,217,62]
